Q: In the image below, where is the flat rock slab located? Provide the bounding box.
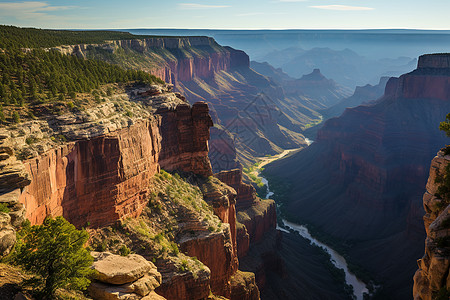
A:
[91,252,157,285]
[0,189,20,204]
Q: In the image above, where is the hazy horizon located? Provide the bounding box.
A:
[0,0,449,30]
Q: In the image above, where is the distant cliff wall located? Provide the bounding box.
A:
[54,37,250,85]
[264,53,450,299]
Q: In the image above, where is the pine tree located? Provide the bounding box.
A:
[12,216,94,299]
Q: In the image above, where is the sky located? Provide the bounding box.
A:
[0,0,449,30]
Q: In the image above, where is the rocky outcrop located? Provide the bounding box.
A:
[215,169,256,210]
[179,229,235,298]
[158,102,213,177]
[230,270,260,300]
[19,119,161,228]
[414,150,450,300]
[0,213,16,257]
[215,168,277,262]
[181,176,242,297]
[89,252,165,300]
[12,95,213,228]
[0,136,27,256]
[417,54,450,69]
[264,53,450,299]
[155,260,211,300]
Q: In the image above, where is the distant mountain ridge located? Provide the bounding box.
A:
[259,47,417,89]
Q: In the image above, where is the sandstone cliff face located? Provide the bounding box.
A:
[215,169,277,258]
[158,102,213,177]
[1,91,259,299]
[265,53,450,299]
[14,98,214,228]
[19,119,161,228]
[414,150,450,300]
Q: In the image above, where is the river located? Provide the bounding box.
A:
[255,148,369,300]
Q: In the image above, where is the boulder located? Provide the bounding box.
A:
[91,252,158,285]
[89,252,165,300]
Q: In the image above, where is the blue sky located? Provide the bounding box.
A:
[0,0,448,30]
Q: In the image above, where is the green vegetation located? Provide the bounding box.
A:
[0,203,10,213]
[434,114,450,209]
[0,48,162,108]
[243,162,268,198]
[0,25,146,50]
[119,245,131,256]
[10,216,94,300]
[439,113,450,137]
[178,259,189,272]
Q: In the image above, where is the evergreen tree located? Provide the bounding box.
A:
[12,216,94,300]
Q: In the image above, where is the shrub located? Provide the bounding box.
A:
[152,233,164,243]
[0,203,10,213]
[178,259,189,272]
[12,216,94,299]
[12,111,20,123]
[170,242,179,255]
[25,137,36,145]
[119,245,131,256]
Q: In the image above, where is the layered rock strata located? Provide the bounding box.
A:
[54,37,249,85]
[158,102,213,177]
[414,150,450,300]
[12,98,213,228]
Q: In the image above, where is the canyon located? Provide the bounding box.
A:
[54,36,354,170]
[264,53,450,299]
[0,81,272,299]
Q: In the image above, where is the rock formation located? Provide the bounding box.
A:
[12,97,213,228]
[89,252,166,300]
[214,168,278,290]
[414,150,450,300]
[264,53,450,299]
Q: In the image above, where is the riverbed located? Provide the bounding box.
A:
[254,148,369,300]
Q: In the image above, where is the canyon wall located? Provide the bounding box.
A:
[17,101,214,228]
[264,53,450,299]
[19,119,161,228]
[414,150,450,300]
[56,37,250,85]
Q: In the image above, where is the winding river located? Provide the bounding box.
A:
[254,148,369,300]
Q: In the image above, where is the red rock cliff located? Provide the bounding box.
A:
[18,101,215,228]
[158,102,213,177]
[414,150,450,300]
[19,119,161,228]
[215,169,277,260]
[57,37,250,85]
